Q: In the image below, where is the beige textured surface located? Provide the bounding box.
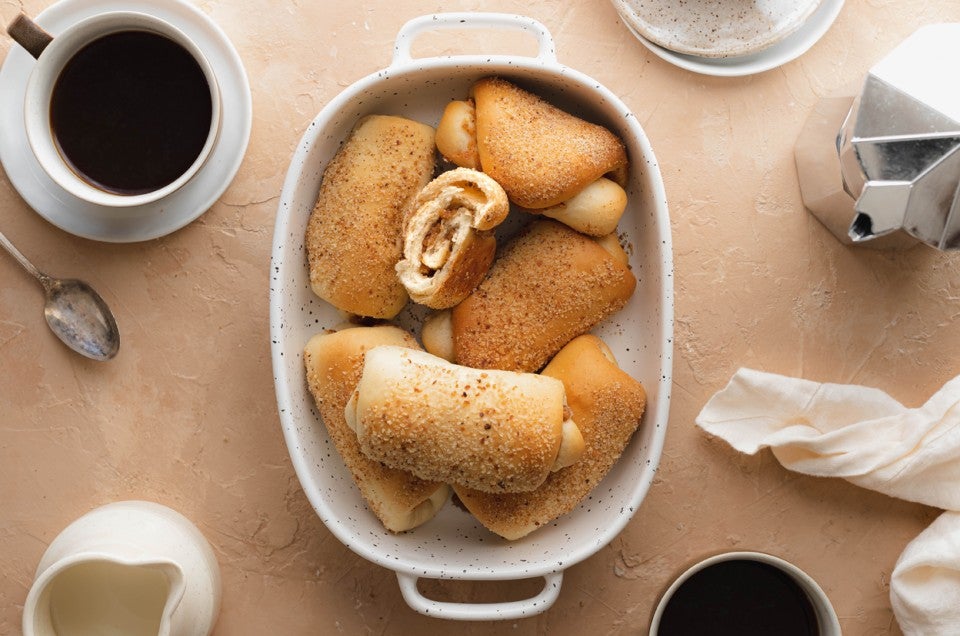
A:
[1,0,958,633]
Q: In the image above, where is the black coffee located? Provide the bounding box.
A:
[656,559,820,636]
[50,30,212,195]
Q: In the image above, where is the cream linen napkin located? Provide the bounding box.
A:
[695,368,960,635]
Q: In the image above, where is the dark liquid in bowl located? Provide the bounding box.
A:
[50,30,212,195]
[657,559,820,636]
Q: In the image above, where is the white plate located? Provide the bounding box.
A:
[270,13,673,621]
[0,0,252,242]
[617,0,845,77]
[612,0,823,58]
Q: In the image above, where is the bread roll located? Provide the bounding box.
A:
[344,346,585,493]
[526,177,628,237]
[454,335,647,540]
[595,232,630,266]
[303,326,449,532]
[425,219,636,372]
[306,115,436,318]
[395,168,509,309]
[420,310,455,362]
[435,100,480,169]
[472,77,628,209]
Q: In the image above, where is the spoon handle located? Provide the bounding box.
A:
[0,229,44,281]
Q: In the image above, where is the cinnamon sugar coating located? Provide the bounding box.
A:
[349,346,572,493]
[303,326,447,532]
[472,77,628,209]
[306,115,436,318]
[453,335,647,540]
[451,219,636,373]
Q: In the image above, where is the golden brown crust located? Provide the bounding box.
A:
[472,77,628,209]
[420,231,496,307]
[306,115,436,318]
[303,326,448,532]
[453,335,647,540]
[347,346,575,493]
[451,219,637,373]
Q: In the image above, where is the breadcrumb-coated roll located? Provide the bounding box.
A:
[345,346,584,493]
[306,115,436,318]
[453,335,647,540]
[303,326,449,532]
[472,77,628,209]
[444,219,636,373]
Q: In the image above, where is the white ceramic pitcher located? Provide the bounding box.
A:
[23,501,221,636]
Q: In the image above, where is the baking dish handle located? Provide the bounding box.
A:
[392,12,558,67]
[396,571,563,621]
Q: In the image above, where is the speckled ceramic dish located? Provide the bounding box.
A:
[611,0,824,58]
[270,13,673,621]
[622,0,845,77]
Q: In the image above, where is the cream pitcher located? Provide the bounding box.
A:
[22,501,221,636]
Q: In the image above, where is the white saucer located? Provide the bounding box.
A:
[613,0,824,58]
[618,0,845,78]
[0,0,252,242]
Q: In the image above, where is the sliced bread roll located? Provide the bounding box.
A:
[344,346,584,493]
[303,326,449,532]
[395,168,509,309]
[453,335,647,540]
[472,77,627,209]
[306,115,436,318]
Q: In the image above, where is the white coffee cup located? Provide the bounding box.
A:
[649,551,842,636]
[7,11,221,208]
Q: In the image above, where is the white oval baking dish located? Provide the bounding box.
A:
[270,13,673,621]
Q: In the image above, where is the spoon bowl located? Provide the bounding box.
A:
[42,277,120,361]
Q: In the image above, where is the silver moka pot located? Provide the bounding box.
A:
[795,24,960,250]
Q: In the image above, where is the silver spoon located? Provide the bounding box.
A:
[0,230,119,361]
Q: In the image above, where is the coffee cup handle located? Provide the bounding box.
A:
[7,13,53,59]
